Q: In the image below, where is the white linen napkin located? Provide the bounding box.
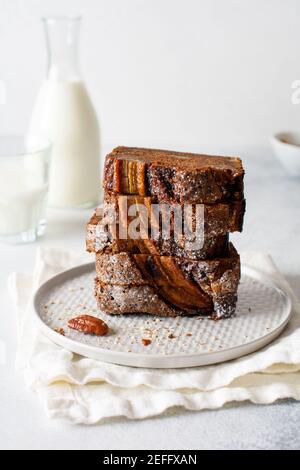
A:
[8,248,300,424]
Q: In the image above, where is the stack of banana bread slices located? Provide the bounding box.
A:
[86,146,245,319]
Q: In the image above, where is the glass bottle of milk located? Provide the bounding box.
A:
[29,16,101,208]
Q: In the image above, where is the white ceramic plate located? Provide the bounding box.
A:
[32,263,292,368]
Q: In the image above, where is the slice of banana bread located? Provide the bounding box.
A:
[104,146,244,204]
[104,193,245,236]
[95,281,239,319]
[86,191,245,260]
[86,211,229,260]
[94,244,240,319]
[95,243,239,287]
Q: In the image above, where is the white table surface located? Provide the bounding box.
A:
[1,147,300,450]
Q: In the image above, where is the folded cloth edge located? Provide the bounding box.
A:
[9,248,300,393]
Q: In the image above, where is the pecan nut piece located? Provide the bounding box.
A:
[68,315,108,336]
[141,338,152,346]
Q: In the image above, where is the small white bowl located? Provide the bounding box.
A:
[270,132,300,176]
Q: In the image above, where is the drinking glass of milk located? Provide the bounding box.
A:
[0,135,51,244]
[29,15,101,208]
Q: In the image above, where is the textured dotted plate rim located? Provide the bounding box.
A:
[32,263,292,369]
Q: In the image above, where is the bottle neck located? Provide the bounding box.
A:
[43,16,81,81]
